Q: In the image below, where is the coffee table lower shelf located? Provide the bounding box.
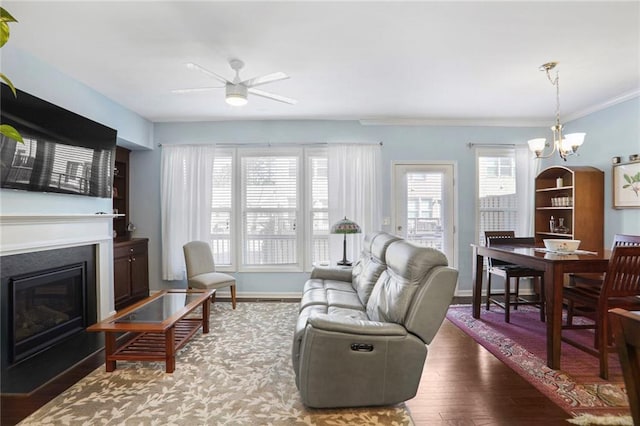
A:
[88,289,214,374]
[106,318,202,373]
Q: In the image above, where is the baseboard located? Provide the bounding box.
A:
[218,291,301,301]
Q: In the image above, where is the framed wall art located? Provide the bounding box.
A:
[612,161,640,209]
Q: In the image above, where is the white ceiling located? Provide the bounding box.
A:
[4,1,640,125]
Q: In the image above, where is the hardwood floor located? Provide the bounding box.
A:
[407,319,570,425]
[2,305,570,425]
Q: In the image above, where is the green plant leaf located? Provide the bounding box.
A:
[0,21,9,48]
[0,7,18,23]
[0,124,23,143]
[623,184,630,189]
[0,73,16,96]
[624,174,632,184]
[0,7,16,48]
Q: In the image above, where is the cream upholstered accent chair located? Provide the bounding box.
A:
[183,241,237,309]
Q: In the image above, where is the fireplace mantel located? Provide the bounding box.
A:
[0,213,117,320]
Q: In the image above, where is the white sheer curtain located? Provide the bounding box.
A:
[515,145,540,236]
[327,144,382,265]
[160,144,216,280]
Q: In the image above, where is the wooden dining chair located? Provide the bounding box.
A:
[566,234,640,325]
[562,245,640,379]
[609,308,640,426]
[485,231,545,323]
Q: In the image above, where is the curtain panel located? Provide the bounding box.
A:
[160,144,216,280]
[327,144,382,265]
[515,145,539,237]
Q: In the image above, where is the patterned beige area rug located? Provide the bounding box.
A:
[19,302,412,425]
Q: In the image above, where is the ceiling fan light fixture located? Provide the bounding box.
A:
[225,83,248,106]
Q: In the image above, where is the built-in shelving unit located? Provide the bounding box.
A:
[534,165,604,251]
[112,146,130,240]
[111,146,149,310]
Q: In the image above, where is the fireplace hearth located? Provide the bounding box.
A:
[1,245,102,394]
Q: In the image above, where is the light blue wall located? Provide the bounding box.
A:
[140,104,639,296]
[541,97,640,244]
[0,46,153,215]
[139,121,547,295]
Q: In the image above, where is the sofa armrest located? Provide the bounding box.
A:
[307,313,407,336]
[309,266,353,282]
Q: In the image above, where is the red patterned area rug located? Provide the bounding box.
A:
[446,305,631,418]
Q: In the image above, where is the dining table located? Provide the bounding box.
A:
[471,241,611,370]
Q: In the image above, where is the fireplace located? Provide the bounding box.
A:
[10,263,88,364]
[1,244,100,393]
[0,214,114,394]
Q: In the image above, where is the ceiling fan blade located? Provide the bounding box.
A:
[248,88,297,105]
[185,62,230,84]
[171,87,221,94]
[241,72,289,88]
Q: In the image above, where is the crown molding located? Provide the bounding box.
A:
[564,89,640,123]
[359,90,640,127]
[359,118,549,127]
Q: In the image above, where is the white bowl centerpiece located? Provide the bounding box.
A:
[543,239,581,252]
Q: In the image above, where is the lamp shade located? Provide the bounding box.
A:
[527,138,546,153]
[331,217,361,234]
[564,132,585,149]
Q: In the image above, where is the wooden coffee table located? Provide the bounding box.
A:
[87,289,214,373]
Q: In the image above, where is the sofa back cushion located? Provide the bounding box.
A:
[352,232,401,305]
[349,232,376,280]
[366,240,448,324]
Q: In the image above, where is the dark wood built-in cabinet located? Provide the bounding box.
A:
[534,165,604,251]
[114,238,149,311]
[112,146,149,310]
[112,147,130,239]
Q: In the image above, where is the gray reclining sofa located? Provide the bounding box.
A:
[292,231,458,408]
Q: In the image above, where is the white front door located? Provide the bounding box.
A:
[393,163,456,266]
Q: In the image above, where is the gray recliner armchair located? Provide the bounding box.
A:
[292,232,458,408]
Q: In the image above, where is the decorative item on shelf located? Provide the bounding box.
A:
[127,222,136,233]
[527,62,586,161]
[112,187,118,198]
[330,216,361,266]
[114,167,119,176]
[549,216,555,233]
[630,154,639,162]
[556,177,563,187]
[554,217,570,234]
[612,156,621,164]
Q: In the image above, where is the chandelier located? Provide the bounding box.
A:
[527,62,585,161]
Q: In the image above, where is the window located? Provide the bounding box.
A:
[211,152,233,265]
[242,154,298,266]
[476,148,518,246]
[209,147,328,271]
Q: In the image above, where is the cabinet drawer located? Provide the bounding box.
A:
[114,240,148,258]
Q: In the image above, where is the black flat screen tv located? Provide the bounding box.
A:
[1,84,117,198]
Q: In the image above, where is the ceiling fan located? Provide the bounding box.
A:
[173,59,297,106]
